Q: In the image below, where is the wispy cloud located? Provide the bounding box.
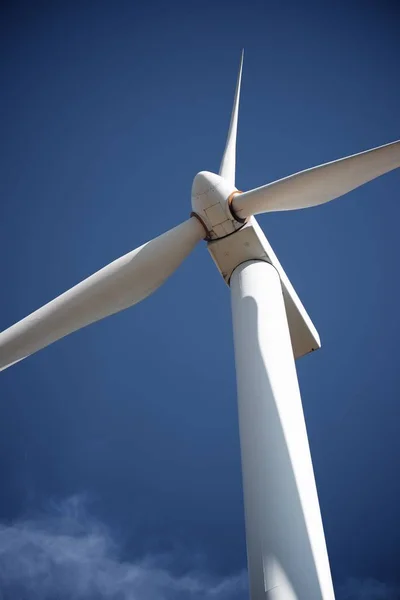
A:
[336,577,400,600]
[0,496,247,600]
[1,497,398,600]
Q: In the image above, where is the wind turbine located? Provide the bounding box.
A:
[1,51,399,600]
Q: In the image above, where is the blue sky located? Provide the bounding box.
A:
[0,1,399,598]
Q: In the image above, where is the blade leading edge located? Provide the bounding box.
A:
[219,49,244,187]
[0,217,204,371]
[233,139,400,217]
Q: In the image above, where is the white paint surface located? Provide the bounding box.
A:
[233,139,400,217]
[208,218,320,359]
[191,170,240,239]
[0,217,204,371]
[231,260,335,600]
[219,49,244,186]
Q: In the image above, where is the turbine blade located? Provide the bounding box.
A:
[0,217,204,371]
[219,49,244,186]
[232,140,400,217]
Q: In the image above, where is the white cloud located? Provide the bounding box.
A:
[336,577,400,600]
[0,496,247,600]
[1,497,398,600]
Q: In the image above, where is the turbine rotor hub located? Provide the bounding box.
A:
[191,171,245,240]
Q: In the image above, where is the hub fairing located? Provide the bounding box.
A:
[191,171,244,240]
